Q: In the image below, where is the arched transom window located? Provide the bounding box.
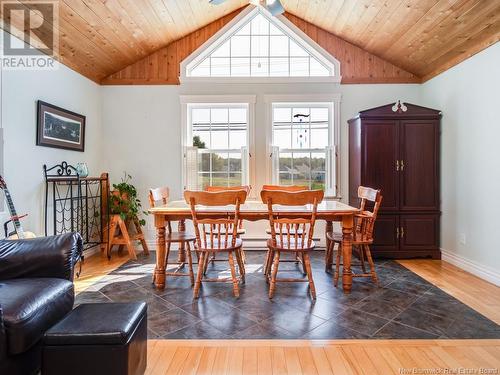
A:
[182,7,339,81]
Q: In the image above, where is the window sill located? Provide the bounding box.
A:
[324,196,342,201]
[180,76,342,85]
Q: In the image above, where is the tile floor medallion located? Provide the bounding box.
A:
[76,251,500,340]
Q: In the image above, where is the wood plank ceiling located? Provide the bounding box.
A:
[1,0,499,84]
[1,0,247,83]
[102,10,420,85]
[285,0,500,81]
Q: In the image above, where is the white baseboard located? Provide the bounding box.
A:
[441,248,500,287]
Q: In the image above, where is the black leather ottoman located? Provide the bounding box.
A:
[42,302,147,375]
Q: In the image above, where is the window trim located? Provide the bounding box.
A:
[180,95,257,197]
[264,94,342,199]
[180,6,341,84]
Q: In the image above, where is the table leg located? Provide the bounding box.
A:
[154,223,166,289]
[341,214,354,294]
[325,220,333,270]
[177,219,186,263]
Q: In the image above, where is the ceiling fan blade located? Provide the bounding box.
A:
[210,0,284,17]
[265,0,285,16]
[208,0,228,5]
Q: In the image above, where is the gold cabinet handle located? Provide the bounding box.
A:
[400,226,404,238]
[395,160,400,171]
[401,160,405,171]
[396,227,400,238]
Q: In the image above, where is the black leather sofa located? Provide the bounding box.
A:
[0,233,82,375]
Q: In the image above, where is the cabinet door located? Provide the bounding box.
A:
[400,214,439,251]
[362,121,399,211]
[371,214,399,254]
[400,120,439,211]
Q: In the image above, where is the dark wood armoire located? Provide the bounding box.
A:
[348,102,441,259]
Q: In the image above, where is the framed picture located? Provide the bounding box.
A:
[37,100,86,152]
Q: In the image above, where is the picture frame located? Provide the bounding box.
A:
[36,100,86,152]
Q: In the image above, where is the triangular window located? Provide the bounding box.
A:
[183,7,339,80]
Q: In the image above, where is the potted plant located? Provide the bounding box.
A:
[110,172,147,226]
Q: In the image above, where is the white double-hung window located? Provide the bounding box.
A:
[181,96,255,191]
[268,95,340,198]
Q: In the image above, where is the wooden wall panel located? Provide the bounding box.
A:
[285,13,419,84]
[101,9,242,85]
[101,10,420,85]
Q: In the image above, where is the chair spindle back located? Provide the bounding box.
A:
[204,186,251,230]
[184,190,248,250]
[261,190,324,250]
[149,186,172,232]
[354,186,382,242]
[149,186,170,207]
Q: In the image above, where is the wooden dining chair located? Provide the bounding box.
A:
[185,189,248,298]
[204,186,250,267]
[324,185,378,271]
[262,185,309,274]
[204,186,250,234]
[149,186,197,286]
[261,189,324,299]
[325,186,383,286]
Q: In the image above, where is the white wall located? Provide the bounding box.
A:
[420,42,500,285]
[0,31,102,237]
[101,82,421,241]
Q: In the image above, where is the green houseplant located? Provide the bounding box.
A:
[110,172,147,226]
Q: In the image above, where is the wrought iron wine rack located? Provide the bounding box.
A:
[43,162,109,252]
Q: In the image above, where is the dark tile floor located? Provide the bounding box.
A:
[76,250,500,340]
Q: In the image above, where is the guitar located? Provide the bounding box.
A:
[0,176,36,240]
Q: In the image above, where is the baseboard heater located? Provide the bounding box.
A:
[241,237,325,249]
[144,237,326,250]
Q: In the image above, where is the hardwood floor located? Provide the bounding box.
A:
[75,250,130,293]
[145,339,500,375]
[398,259,500,325]
[75,251,500,374]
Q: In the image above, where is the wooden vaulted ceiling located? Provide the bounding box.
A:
[1,0,248,83]
[290,0,500,81]
[2,0,499,84]
[103,10,420,84]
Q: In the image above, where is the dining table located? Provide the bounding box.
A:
[149,199,360,294]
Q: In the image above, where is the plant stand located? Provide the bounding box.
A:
[107,214,149,260]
